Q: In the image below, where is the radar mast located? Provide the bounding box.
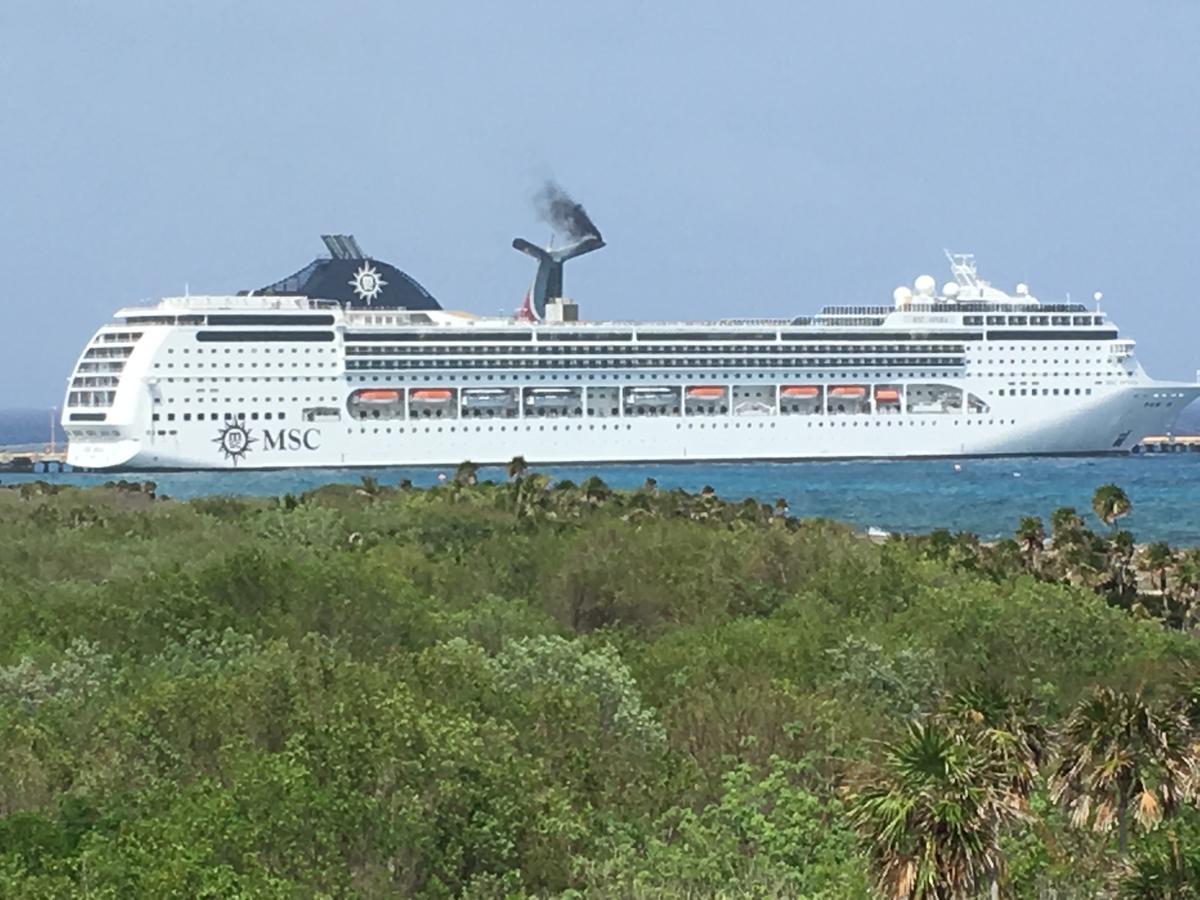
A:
[944,250,982,288]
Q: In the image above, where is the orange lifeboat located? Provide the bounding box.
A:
[780,385,819,399]
[828,385,866,399]
[874,388,901,403]
[686,386,726,399]
[356,389,401,403]
[410,389,453,402]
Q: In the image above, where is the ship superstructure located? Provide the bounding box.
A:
[62,236,1199,471]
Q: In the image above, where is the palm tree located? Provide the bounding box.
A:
[1049,507,1089,560]
[848,719,1026,899]
[1047,507,1103,586]
[1177,672,1200,742]
[1092,483,1132,531]
[580,475,611,504]
[1174,550,1200,631]
[506,455,529,482]
[1050,686,1195,855]
[1143,542,1174,594]
[945,685,1045,803]
[981,538,1024,581]
[512,472,551,519]
[355,475,382,501]
[1015,516,1046,571]
[452,460,479,486]
[950,531,985,574]
[1102,529,1138,608]
[946,686,1052,897]
[1051,506,1085,541]
[1118,819,1200,899]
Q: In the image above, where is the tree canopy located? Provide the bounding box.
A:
[1,474,1199,897]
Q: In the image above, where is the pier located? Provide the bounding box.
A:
[1132,435,1200,454]
[0,448,69,473]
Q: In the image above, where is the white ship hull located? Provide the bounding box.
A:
[67,383,1199,471]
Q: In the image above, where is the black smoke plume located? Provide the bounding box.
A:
[535,181,603,242]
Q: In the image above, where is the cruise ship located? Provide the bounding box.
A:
[62,230,1199,471]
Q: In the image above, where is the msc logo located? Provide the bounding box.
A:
[262,428,321,452]
[214,424,320,464]
[214,422,255,464]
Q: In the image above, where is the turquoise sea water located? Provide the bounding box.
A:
[4,455,1200,544]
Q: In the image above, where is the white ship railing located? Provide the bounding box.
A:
[534,318,798,328]
[155,295,340,311]
[343,310,436,325]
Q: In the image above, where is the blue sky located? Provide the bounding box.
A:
[2,1,1198,408]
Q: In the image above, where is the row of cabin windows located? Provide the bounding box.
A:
[156,362,329,369]
[67,390,116,407]
[345,343,967,356]
[166,347,335,353]
[341,418,1021,436]
[975,373,1130,380]
[963,315,1104,327]
[974,357,1118,365]
[359,406,737,420]
[976,349,1116,357]
[351,402,982,422]
[153,412,287,423]
[350,364,1122,382]
[997,388,1092,397]
[349,372,973,383]
[158,395,335,404]
[149,343,1111,366]
[966,372,1130,380]
[349,381,1098,396]
[156,376,338,384]
[356,405,999,421]
[83,346,134,359]
[345,357,963,371]
[71,376,119,388]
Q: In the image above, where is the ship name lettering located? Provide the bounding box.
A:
[262,428,321,452]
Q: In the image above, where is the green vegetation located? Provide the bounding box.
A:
[2,474,1200,897]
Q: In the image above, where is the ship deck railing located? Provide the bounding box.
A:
[156,295,340,311]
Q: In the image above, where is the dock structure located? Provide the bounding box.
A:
[0,448,69,473]
[1133,435,1200,454]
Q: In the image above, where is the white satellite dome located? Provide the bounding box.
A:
[893,286,913,306]
[1015,283,1030,296]
[942,282,960,300]
[914,274,936,296]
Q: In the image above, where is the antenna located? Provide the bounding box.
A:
[943,249,980,287]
